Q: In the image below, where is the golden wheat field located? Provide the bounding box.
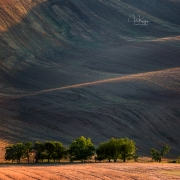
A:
[0,163,180,180]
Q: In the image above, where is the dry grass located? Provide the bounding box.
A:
[0,140,9,163]
[0,163,180,180]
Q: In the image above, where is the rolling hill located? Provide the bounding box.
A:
[0,0,180,156]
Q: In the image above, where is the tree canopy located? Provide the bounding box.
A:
[4,137,172,164]
[96,137,137,162]
[68,136,95,162]
[151,144,170,162]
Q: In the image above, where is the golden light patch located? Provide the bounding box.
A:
[0,0,46,33]
[151,36,180,42]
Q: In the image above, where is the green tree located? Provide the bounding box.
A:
[5,144,16,163]
[5,143,29,163]
[151,144,170,162]
[96,139,119,162]
[34,141,45,163]
[11,142,25,163]
[96,142,108,161]
[40,151,47,162]
[98,138,119,162]
[96,137,137,162]
[68,136,95,162]
[118,138,137,162]
[44,141,55,163]
[24,142,33,163]
[52,141,65,162]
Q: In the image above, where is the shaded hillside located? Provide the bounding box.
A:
[0,0,180,156]
[1,0,180,92]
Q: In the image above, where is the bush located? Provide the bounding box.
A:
[151,144,170,162]
[176,156,180,163]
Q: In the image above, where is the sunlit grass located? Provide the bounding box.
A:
[163,170,180,176]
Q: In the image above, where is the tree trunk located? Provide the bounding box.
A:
[17,158,19,163]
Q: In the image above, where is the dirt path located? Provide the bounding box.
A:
[0,163,180,180]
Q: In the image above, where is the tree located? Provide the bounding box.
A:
[44,141,56,163]
[40,151,47,162]
[68,136,95,162]
[52,141,65,162]
[101,138,119,162]
[96,138,114,162]
[5,142,28,163]
[117,138,137,162]
[96,138,121,162]
[151,144,170,162]
[96,142,109,161]
[96,137,137,162]
[14,142,25,163]
[34,141,45,163]
[24,142,33,163]
[5,144,16,163]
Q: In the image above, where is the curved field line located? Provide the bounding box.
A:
[1,67,180,100]
[151,35,180,42]
[20,67,180,95]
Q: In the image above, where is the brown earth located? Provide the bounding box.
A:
[0,140,9,162]
[0,163,180,180]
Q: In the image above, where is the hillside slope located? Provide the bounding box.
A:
[0,0,180,156]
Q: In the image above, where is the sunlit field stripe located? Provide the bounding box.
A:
[15,67,180,98]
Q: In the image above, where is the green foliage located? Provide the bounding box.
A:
[118,138,137,162]
[24,142,33,163]
[34,141,65,163]
[96,137,137,162]
[151,144,170,162]
[4,137,138,163]
[177,156,180,163]
[15,142,25,163]
[133,155,139,162]
[53,141,65,162]
[96,139,117,162]
[96,142,109,161]
[96,138,137,162]
[5,145,16,163]
[5,143,25,163]
[34,141,45,163]
[44,141,55,163]
[68,136,95,162]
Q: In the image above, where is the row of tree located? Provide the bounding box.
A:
[5,141,65,163]
[5,136,170,163]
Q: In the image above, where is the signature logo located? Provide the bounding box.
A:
[128,15,149,26]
